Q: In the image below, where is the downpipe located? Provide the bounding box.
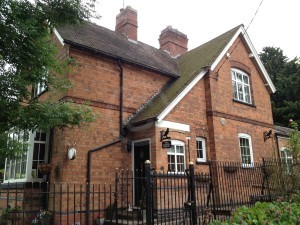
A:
[86,59,124,224]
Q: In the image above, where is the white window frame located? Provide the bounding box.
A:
[4,130,50,183]
[34,81,47,97]
[280,147,293,166]
[232,68,252,104]
[238,133,254,167]
[167,140,185,173]
[196,137,206,163]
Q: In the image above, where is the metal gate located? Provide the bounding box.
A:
[144,161,197,225]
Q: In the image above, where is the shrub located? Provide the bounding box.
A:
[210,193,300,225]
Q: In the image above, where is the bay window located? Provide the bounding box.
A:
[4,130,50,182]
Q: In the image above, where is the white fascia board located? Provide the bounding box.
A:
[53,28,65,46]
[156,120,190,132]
[211,25,276,93]
[210,26,244,71]
[157,70,207,122]
[241,28,276,93]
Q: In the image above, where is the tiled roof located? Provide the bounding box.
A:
[275,125,293,137]
[129,25,241,125]
[57,22,179,77]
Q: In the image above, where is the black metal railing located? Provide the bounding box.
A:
[0,159,290,225]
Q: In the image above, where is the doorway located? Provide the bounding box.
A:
[133,139,150,207]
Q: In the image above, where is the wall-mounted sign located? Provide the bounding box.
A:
[162,140,171,149]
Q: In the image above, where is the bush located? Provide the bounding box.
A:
[210,193,300,225]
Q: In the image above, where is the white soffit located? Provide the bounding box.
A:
[155,120,190,132]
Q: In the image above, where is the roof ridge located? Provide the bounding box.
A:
[57,21,180,77]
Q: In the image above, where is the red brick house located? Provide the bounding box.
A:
[3,5,277,205]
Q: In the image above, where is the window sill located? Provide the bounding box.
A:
[241,164,255,169]
[153,172,186,178]
[196,161,209,165]
[233,99,256,108]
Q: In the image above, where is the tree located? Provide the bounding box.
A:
[0,0,99,157]
[288,120,300,161]
[259,47,300,127]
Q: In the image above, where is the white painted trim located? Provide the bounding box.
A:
[131,138,152,170]
[238,133,254,167]
[210,26,244,71]
[157,70,207,122]
[211,25,276,93]
[53,28,65,46]
[196,137,207,163]
[241,28,276,93]
[131,138,151,205]
[168,140,186,174]
[3,130,49,183]
[155,120,190,132]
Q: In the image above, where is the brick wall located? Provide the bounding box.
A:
[145,36,275,174]
[49,33,275,183]
[50,46,172,183]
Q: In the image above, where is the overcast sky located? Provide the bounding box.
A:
[94,0,299,60]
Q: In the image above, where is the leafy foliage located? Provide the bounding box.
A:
[0,0,99,155]
[288,120,300,161]
[210,192,300,225]
[259,47,300,127]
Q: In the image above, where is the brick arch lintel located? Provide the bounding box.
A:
[230,60,251,75]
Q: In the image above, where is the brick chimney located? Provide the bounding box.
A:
[159,26,188,57]
[115,6,138,41]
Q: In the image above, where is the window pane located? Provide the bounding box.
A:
[197,149,203,158]
[231,69,251,104]
[39,143,46,160]
[177,163,184,172]
[177,146,184,154]
[5,160,10,180]
[15,162,21,179]
[33,143,39,160]
[167,142,185,172]
[232,71,236,80]
[240,137,252,165]
[243,75,249,84]
[197,140,203,159]
[237,73,243,82]
[168,146,175,153]
[168,155,175,171]
[232,81,237,99]
[238,83,243,100]
[177,155,184,164]
[21,161,26,178]
[34,131,41,141]
[197,141,202,150]
[40,132,46,142]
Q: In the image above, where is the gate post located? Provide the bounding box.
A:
[189,162,197,225]
[145,160,152,225]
